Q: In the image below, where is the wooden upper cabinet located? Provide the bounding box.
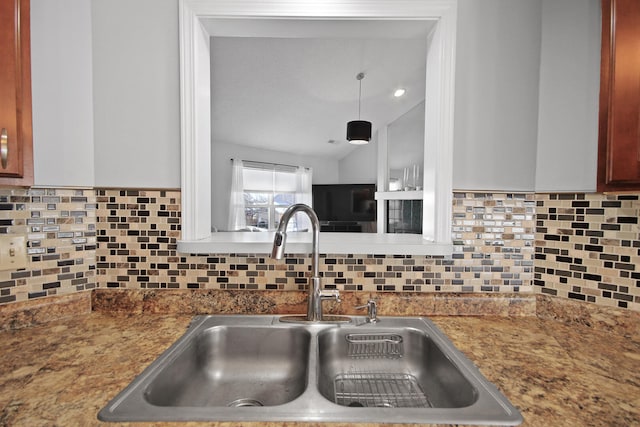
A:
[598,0,640,192]
[0,0,33,186]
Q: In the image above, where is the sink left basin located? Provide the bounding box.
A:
[145,325,310,407]
[98,315,312,422]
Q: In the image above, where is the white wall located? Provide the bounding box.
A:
[31,0,95,187]
[453,0,542,191]
[387,102,425,185]
[338,140,377,185]
[211,141,339,230]
[91,0,180,188]
[28,0,601,193]
[535,0,600,191]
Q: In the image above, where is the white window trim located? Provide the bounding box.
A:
[178,0,456,255]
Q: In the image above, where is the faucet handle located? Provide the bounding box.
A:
[355,299,378,323]
[355,299,376,310]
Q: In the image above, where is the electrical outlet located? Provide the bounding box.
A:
[0,235,27,271]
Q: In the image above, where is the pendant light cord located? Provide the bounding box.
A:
[358,78,362,119]
[356,72,365,120]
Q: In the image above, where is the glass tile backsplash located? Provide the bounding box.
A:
[0,188,637,312]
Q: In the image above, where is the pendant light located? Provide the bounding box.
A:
[346,72,372,145]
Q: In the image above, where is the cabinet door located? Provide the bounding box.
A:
[0,0,33,185]
[598,0,640,191]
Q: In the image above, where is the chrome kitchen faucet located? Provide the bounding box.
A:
[271,203,340,322]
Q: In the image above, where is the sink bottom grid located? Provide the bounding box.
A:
[333,372,432,408]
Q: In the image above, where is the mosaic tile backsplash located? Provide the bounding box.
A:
[535,193,640,312]
[96,190,535,294]
[0,188,638,313]
[0,188,96,304]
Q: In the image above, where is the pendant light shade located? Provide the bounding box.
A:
[347,72,372,145]
[346,120,372,145]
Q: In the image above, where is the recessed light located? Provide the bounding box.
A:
[393,88,406,97]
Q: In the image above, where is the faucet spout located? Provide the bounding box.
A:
[271,203,320,277]
[271,203,335,321]
[271,231,286,259]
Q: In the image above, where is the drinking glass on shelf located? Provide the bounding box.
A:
[413,164,422,191]
[403,167,411,191]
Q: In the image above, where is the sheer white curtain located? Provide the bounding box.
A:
[227,159,246,231]
[294,167,313,231]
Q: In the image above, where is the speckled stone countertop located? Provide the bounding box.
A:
[1,306,639,427]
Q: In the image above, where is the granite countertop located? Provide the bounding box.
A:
[1,310,639,427]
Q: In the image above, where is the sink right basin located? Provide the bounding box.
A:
[317,327,477,409]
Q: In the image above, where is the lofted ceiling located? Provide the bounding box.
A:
[209,19,433,160]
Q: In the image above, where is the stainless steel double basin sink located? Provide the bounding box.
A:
[99,315,523,425]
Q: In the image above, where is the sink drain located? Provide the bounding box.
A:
[227,398,264,407]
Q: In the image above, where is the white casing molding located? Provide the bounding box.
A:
[178,0,457,254]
